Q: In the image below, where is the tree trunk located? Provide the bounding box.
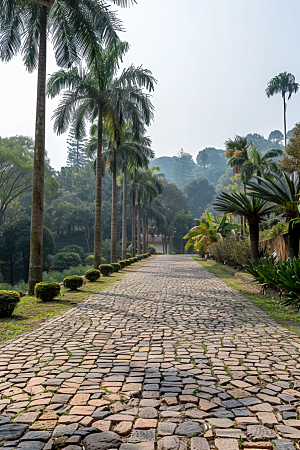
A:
[287,220,299,258]
[94,104,103,269]
[146,217,148,250]
[28,6,47,295]
[111,149,117,263]
[283,93,287,149]
[248,220,259,261]
[142,217,146,253]
[137,196,141,255]
[131,193,136,256]
[122,171,127,260]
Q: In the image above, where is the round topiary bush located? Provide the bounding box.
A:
[35,282,60,302]
[99,264,114,276]
[137,256,142,261]
[63,275,83,290]
[54,252,81,271]
[133,257,138,262]
[85,269,100,282]
[111,263,121,272]
[125,259,132,265]
[85,255,94,265]
[0,290,20,318]
[119,260,126,269]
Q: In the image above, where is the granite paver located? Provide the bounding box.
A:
[1,255,300,449]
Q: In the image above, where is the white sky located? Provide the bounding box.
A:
[1,0,300,170]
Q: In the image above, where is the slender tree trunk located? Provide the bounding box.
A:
[287,220,299,258]
[137,196,141,255]
[94,104,103,269]
[142,217,146,253]
[146,217,149,250]
[122,171,127,260]
[131,193,136,256]
[248,220,259,261]
[283,93,287,149]
[28,6,47,295]
[111,149,117,263]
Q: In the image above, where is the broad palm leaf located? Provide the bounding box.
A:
[266,72,299,148]
[47,44,156,267]
[0,0,131,293]
[247,172,300,257]
[214,192,275,261]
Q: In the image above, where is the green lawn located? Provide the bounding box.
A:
[0,260,146,344]
[193,256,300,335]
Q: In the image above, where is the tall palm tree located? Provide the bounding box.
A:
[102,128,154,262]
[47,43,156,268]
[247,172,300,258]
[0,0,130,293]
[214,192,275,261]
[266,72,299,148]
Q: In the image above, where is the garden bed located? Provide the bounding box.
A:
[193,256,300,335]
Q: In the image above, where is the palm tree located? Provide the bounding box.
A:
[47,43,156,268]
[214,192,275,261]
[0,0,129,294]
[247,173,300,258]
[266,72,299,148]
[102,128,154,262]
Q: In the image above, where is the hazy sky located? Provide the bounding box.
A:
[1,0,300,170]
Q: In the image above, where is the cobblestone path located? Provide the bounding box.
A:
[1,255,300,450]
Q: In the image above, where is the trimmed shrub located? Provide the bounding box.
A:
[35,282,60,302]
[54,252,81,271]
[62,245,85,262]
[63,275,83,290]
[137,255,142,261]
[85,255,94,265]
[133,257,138,263]
[125,259,132,265]
[85,269,100,282]
[147,245,156,255]
[99,264,114,276]
[111,263,121,272]
[0,290,20,318]
[208,237,251,269]
[119,260,127,269]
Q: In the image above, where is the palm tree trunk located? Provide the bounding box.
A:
[142,217,146,253]
[28,6,47,295]
[287,221,299,258]
[283,93,287,149]
[248,220,259,261]
[122,171,127,260]
[94,104,103,269]
[137,196,141,255]
[111,149,117,263]
[131,193,136,256]
[146,216,149,250]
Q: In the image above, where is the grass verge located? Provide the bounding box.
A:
[0,259,147,344]
[193,256,300,335]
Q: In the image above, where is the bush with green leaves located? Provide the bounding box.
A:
[137,255,142,261]
[245,256,300,309]
[119,260,127,269]
[99,264,114,276]
[147,245,156,255]
[111,263,121,272]
[35,282,60,302]
[85,255,94,265]
[85,269,100,282]
[208,237,251,269]
[63,275,83,290]
[125,259,132,265]
[43,265,93,283]
[0,290,20,317]
[62,245,85,262]
[54,252,81,271]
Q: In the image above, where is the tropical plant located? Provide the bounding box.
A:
[0,0,129,294]
[184,211,239,254]
[247,173,300,258]
[280,123,300,173]
[213,192,275,260]
[266,72,299,148]
[48,42,156,268]
[208,236,251,268]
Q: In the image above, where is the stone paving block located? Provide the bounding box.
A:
[190,437,210,450]
[157,436,188,450]
[214,438,239,450]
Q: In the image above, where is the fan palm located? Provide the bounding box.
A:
[47,42,156,268]
[247,173,300,258]
[214,192,275,261]
[266,72,299,148]
[0,0,129,294]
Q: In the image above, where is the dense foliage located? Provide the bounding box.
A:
[34,282,60,302]
[0,290,20,318]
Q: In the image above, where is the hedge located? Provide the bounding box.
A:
[35,282,60,302]
[63,275,83,290]
[0,290,20,318]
